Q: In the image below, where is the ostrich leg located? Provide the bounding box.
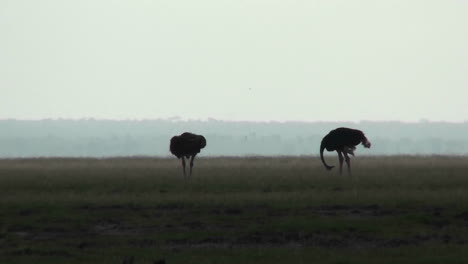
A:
[337,151,344,175]
[344,152,351,176]
[189,155,196,177]
[181,157,186,177]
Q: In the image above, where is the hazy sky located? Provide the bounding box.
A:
[1,0,467,122]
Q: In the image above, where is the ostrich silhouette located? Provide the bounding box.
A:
[320,127,371,175]
[170,132,206,177]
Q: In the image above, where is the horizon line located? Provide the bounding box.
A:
[1,117,467,124]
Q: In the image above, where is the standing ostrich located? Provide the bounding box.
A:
[320,127,371,175]
[170,132,206,177]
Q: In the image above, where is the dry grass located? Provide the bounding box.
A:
[1,156,468,263]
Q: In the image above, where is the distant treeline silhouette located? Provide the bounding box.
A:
[0,119,467,157]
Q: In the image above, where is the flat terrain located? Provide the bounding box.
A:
[1,156,468,263]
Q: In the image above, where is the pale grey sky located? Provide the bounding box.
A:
[1,0,467,122]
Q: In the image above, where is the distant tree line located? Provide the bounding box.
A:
[0,119,467,157]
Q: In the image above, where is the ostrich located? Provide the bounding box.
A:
[170,132,206,177]
[320,127,371,175]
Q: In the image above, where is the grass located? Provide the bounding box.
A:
[1,156,468,263]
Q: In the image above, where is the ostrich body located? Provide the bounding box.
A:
[170,132,206,177]
[320,127,371,175]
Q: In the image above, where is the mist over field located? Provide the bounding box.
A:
[1,119,467,157]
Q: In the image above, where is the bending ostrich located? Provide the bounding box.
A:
[320,127,371,175]
[170,132,206,177]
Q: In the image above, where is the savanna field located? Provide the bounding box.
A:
[1,156,468,264]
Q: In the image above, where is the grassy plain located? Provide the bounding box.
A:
[1,156,468,263]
